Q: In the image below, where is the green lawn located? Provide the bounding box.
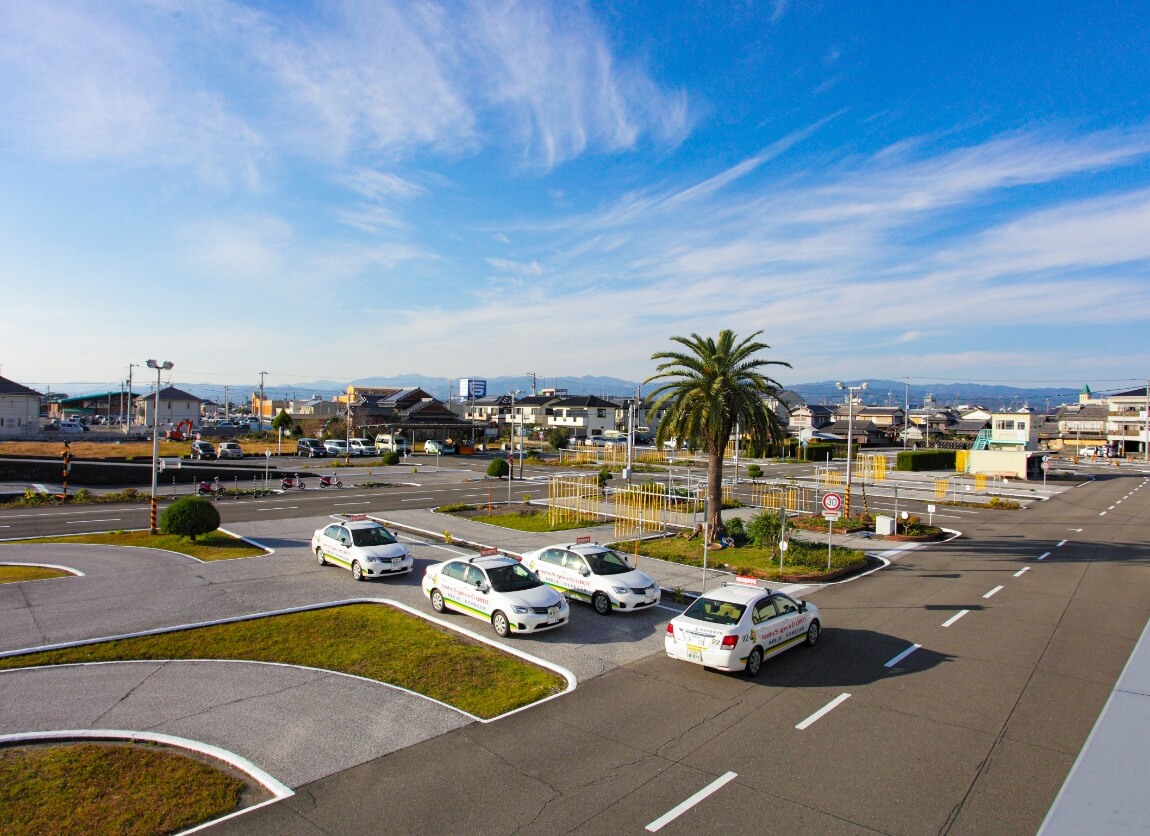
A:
[0,565,71,584]
[0,603,566,719]
[22,530,267,561]
[0,742,246,835]
[611,535,866,582]
[442,506,603,533]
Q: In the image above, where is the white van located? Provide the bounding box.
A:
[375,434,411,454]
[58,421,87,434]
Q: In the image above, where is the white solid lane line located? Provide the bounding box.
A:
[258,506,297,511]
[1057,539,1068,547]
[400,496,436,502]
[66,518,120,524]
[645,771,739,832]
[796,693,851,730]
[1014,567,1030,577]
[332,501,371,507]
[884,644,921,668]
[983,585,1004,599]
[1038,552,1051,560]
[942,610,969,627]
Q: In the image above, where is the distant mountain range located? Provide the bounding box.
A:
[43,374,1085,412]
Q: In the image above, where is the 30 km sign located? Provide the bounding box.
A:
[822,492,843,514]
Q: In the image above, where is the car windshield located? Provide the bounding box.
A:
[683,597,746,626]
[350,527,398,547]
[486,563,542,593]
[584,549,632,576]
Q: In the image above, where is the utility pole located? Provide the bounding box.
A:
[904,376,909,451]
[1144,379,1149,462]
[527,372,537,396]
[224,385,229,420]
[258,371,267,431]
[125,363,137,434]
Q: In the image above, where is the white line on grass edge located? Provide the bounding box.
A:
[0,597,577,726]
[0,728,293,832]
[0,562,85,576]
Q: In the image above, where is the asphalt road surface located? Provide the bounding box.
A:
[210,469,1149,835]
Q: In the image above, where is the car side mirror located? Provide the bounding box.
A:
[580,567,590,577]
[799,602,807,613]
[476,580,488,592]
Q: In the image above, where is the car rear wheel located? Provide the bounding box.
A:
[352,561,364,581]
[492,610,511,638]
[805,620,820,647]
[316,547,327,566]
[745,647,763,678]
[592,591,612,616]
[430,589,447,613]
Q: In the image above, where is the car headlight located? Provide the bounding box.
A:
[612,586,630,596]
[512,605,531,614]
[365,556,382,563]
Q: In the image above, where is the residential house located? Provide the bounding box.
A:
[135,387,203,431]
[0,376,43,437]
[788,404,835,435]
[1104,386,1150,456]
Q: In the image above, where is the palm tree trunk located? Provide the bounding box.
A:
[707,450,724,536]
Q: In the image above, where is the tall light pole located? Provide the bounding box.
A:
[147,359,173,534]
[836,381,868,517]
[124,363,138,434]
[508,390,522,503]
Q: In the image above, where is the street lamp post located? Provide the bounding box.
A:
[147,359,173,534]
[836,381,868,518]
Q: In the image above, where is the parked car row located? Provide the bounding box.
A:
[190,440,245,459]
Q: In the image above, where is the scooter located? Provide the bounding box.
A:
[196,478,225,498]
[281,474,306,490]
[318,474,343,489]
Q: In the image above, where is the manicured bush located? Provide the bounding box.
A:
[487,458,510,479]
[380,451,400,466]
[803,442,842,462]
[159,496,220,541]
[896,449,957,471]
[745,464,763,479]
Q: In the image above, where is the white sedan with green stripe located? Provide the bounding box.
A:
[312,515,413,581]
[422,555,569,638]
[522,541,661,615]
[665,583,821,677]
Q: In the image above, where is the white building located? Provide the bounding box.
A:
[0,376,43,437]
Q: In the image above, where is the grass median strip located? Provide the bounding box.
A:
[0,742,246,835]
[21,530,266,561]
[0,603,566,719]
[0,565,71,584]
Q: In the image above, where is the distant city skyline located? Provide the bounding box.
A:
[2,2,1148,385]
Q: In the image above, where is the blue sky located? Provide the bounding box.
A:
[2,0,1149,397]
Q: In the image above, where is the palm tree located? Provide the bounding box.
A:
[646,330,790,536]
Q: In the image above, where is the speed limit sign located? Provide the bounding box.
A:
[822,492,843,513]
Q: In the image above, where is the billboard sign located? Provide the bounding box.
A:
[459,378,487,399]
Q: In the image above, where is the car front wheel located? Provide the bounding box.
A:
[352,561,364,581]
[592,591,612,616]
[492,610,511,638]
[430,589,446,613]
[805,620,820,647]
[316,547,327,566]
[745,647,763,678]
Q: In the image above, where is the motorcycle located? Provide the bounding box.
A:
[196,478,225,498]
[318,474,343,489]
[281,474,306,490]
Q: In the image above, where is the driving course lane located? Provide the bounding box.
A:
[214,472,1150,835]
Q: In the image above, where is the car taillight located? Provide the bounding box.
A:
[721,635,738,649]
[666,623,674,635]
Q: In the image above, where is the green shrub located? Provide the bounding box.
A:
[487,458,510,479]
[159,496,220,541]
[745,464,762,479]
[439,503,477,512]
[545,428,569,451]
[380,451,400,466]
[803,442,842,462]
[987,496,1021,509]
[896,449,956,471]
[746,511,782,548]
[72,488,92,501]
[725,517,746,542]
[597,467,613,490]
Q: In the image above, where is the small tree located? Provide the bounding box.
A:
[381,450,400,465]
[746,464,763,480]
[545,428,569,451]
[596,466,613,491]
[487,458,510,479]
[271,410,293,434]
[159,496,220,541]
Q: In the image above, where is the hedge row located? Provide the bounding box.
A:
[896,449,956,471]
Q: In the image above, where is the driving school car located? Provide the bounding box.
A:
[312,514,413,581]
[422,555,569,638]
[665,583,821,677]
[522,540,661,615]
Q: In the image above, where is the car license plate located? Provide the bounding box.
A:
[547,606,560,624]
[687,645,703,662]
[391,558,402,568]
[645,588,656,603]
